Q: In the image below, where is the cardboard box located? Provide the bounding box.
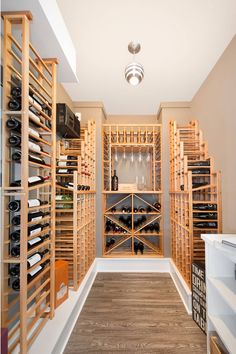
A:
[55,260,69,309]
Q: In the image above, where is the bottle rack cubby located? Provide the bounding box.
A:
[102,124,163,257]
[169,120,222,287]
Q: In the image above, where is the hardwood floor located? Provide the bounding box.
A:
[64,273,207,353]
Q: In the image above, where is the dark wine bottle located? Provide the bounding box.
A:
[28,233,50,249]
[8,98,21,111]
[111,170,118,191]
[193,222,217,229]
[28,222,50,236]
[12,151,46,165]
[138,206,145,213]
[134,241,139,255]
[192,169,210,175]
[6,117,21,132]
[10,175,50,187]
[27,249,49,268]
[9,230,20,242]
[133,207,138,213]
[106,238,115,249]
[139,242,144,255]
[8,135,21,147]
[8,199,48,212]
[193,203,217,211]
[153,202,161,211]
[9,264,20,277]
[57,168,74,174]
[10,211,49,226]
[193,213,217,220]
[189,160,210,167]
[192,182,209,189]
[146,206,152,213]
[110,207,116,213]
[122,206,127,213]
[153,222,160,233]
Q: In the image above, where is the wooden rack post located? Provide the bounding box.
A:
[1,12,57,353]
[169,120,222,287]
[102,124,163,257]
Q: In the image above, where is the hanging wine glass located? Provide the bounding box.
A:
[114,147,118,162]
[138,149,142,163]
[130,148,134,163]
[146,148,150,162]
[123,147,126,160]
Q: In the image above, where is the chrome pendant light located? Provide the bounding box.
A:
[125,41,144,86]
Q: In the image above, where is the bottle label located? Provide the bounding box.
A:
[29,141,41,153]
[28,237,41,246]
[28,127,40,137]
[28,176,41,184]
[29,264,42,276]
[28,199,40,208]
[58,169,68,173]
[29,110,41,123]
[58,161,67,167]
[31,216,43,222]
[28,253,41,267]
[30,227,41,236]
[56,195,64,200]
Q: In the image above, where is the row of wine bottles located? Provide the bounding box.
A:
[10,223,50,241]
[193,212,217,220]
[8,198,48,212]
[105,218,160,233]
[57,181,91,191]
[109,202,161,214]
[105,238,145,255]
[10,175,50,187]
[193,222,217,229]
[9,259,50,291]
[188,160,210,167]
[10,211,50,226]
[180,182,209,190]
[105,220,127,234]
[58,155,77,167]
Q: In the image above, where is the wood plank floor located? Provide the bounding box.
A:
[64,273,207,353]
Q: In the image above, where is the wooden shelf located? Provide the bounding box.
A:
[102,124,163,257]
[169,120,222,287]
[1,12,57,353]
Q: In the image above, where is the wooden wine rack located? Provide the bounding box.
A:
[1,12,57,353]
[55,121,96,290]
[102,124,163,257]
[169,120,222,286]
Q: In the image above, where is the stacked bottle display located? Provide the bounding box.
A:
[169,120,222,286]
[55,121,96,290]
[2,13,57,353]
[104,195,162,256]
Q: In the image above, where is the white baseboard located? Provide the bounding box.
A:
[29,257,192,354]
[169,259,192,314]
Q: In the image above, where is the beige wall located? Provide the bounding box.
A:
[56,82,73,108]
[157,103,191,255]
[191,35,236,233]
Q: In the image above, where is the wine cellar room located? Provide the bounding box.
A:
[0,1,236,354]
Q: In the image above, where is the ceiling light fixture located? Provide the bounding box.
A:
[125,41,144,86]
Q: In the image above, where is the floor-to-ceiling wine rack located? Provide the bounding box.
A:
[1,12,57,353]
[169,120,222,287]
[55,121,96,290]
[102,124,163,257]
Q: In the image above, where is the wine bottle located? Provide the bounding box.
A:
[56,195,73,201]
[153,222,160,233]
[192,169,210,175]
[12,151,46,165]
[27,249,49,268]
[27,259,50,281]
[139,242,144,255]
[8,199,48,212]
[6,118,41,139]
[189,160,210,167]
[122,206,127,213]
[193,203,217,211]
[8,97,21,111]
[28,233,50,249]
[106,238,115,249]
[57,160,77,167]
[110,207,116,213]
[28,222,50,236]
[56,203,73,209]
[111,170,118,191]
[153,202,161,211]
[9,264,20,277]
[9,230,20,242]
[11,259,50,291]
[10,175,50,187]
[133,207,138,213]
[10,245,20,257]
[181,182,209,190]
[11,211,50,226]
[193,213,217,220]
[134,241,139,255]
[57,168,74,174]
[138,206,145,213]
[8,136,42,153]
[193,222,217,229]
[146,206,152,213]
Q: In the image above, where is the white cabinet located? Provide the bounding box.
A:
[202,234,236,354]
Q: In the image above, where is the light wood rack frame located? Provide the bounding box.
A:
[1,12,57,353]
[55,121,96,290]
[169,120,222,287]
[102,124,163,257]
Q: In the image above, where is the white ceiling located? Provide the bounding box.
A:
[57,0,236,114]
